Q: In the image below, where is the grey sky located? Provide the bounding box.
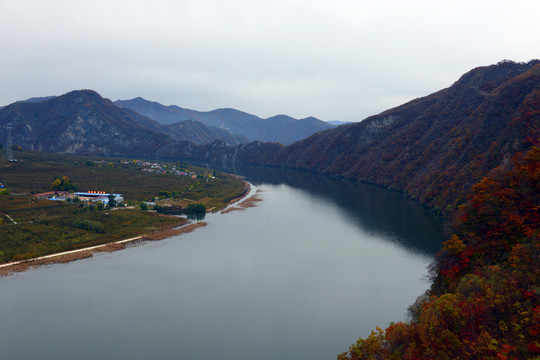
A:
[1,0,538,122]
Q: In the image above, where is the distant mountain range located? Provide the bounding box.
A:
[0,92,335,152]
[114,97,335,145]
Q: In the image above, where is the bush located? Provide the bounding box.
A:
[74,219,105,233]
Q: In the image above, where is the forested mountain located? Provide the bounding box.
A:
[268,60,540,216]
[114,97,335,144]
[0,90,173,156]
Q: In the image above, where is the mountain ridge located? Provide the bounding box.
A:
[114,97,335,145]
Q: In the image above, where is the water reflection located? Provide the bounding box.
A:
[220,164,445,255]
[0,164,446,360]
[187,212,206,221]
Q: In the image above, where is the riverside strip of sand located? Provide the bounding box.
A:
[221,189,263,214]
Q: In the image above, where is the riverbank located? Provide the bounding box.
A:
[0,221,207,277]
[0,181,260,277]
[221,188,263,214]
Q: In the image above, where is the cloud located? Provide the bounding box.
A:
[1,0,539,121]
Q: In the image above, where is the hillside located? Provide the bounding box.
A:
[270,60,540,216]
[338,145,539,360]
[114,97,335,145]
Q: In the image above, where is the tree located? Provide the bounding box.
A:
[52,175,77,191]
[339,146,540,360]
[185,203,206,221]
[108,194,117,208]
[186,203,206,214]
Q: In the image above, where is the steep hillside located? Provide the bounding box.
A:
[269,60,540,215]
[115,97,334,144]
[339,145,540,360]
[0,90,173,156]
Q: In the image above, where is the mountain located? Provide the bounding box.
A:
[114,97,263,133]
[114,97,335,145]
[164,120,249,145]
[0,90,174,156]
[336,62,540,359]
[119,106,247,146]
[238,115,335,145]
[271,60,540,215]
[157,60,540,217]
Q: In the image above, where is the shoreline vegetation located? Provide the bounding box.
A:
[0,152,256,275]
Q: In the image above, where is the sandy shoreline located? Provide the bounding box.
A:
[0,181,260,277]
[221,188,263,214]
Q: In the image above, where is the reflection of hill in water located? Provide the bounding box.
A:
[221,164,446,256]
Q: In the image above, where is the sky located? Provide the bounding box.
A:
[1,0,539,122]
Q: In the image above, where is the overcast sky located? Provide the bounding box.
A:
[1,0,538,122]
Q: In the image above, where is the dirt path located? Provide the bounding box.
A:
[0,222,206,276]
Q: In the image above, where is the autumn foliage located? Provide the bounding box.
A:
[339,146,539,359]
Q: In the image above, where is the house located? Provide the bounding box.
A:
[74,191,124,205]
[34,191,72,200]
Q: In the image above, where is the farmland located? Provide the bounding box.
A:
[0,151,246,263]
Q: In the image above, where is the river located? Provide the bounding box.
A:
[0,166,444,360]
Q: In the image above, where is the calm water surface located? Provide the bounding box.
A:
[0,168,444,360]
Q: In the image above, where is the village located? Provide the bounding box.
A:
[123,159,216,179]
[26,159,218,206]
[33,190,124,207]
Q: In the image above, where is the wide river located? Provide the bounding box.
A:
[0,166,444,360]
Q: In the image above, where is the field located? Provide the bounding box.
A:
[0,151,246,263]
